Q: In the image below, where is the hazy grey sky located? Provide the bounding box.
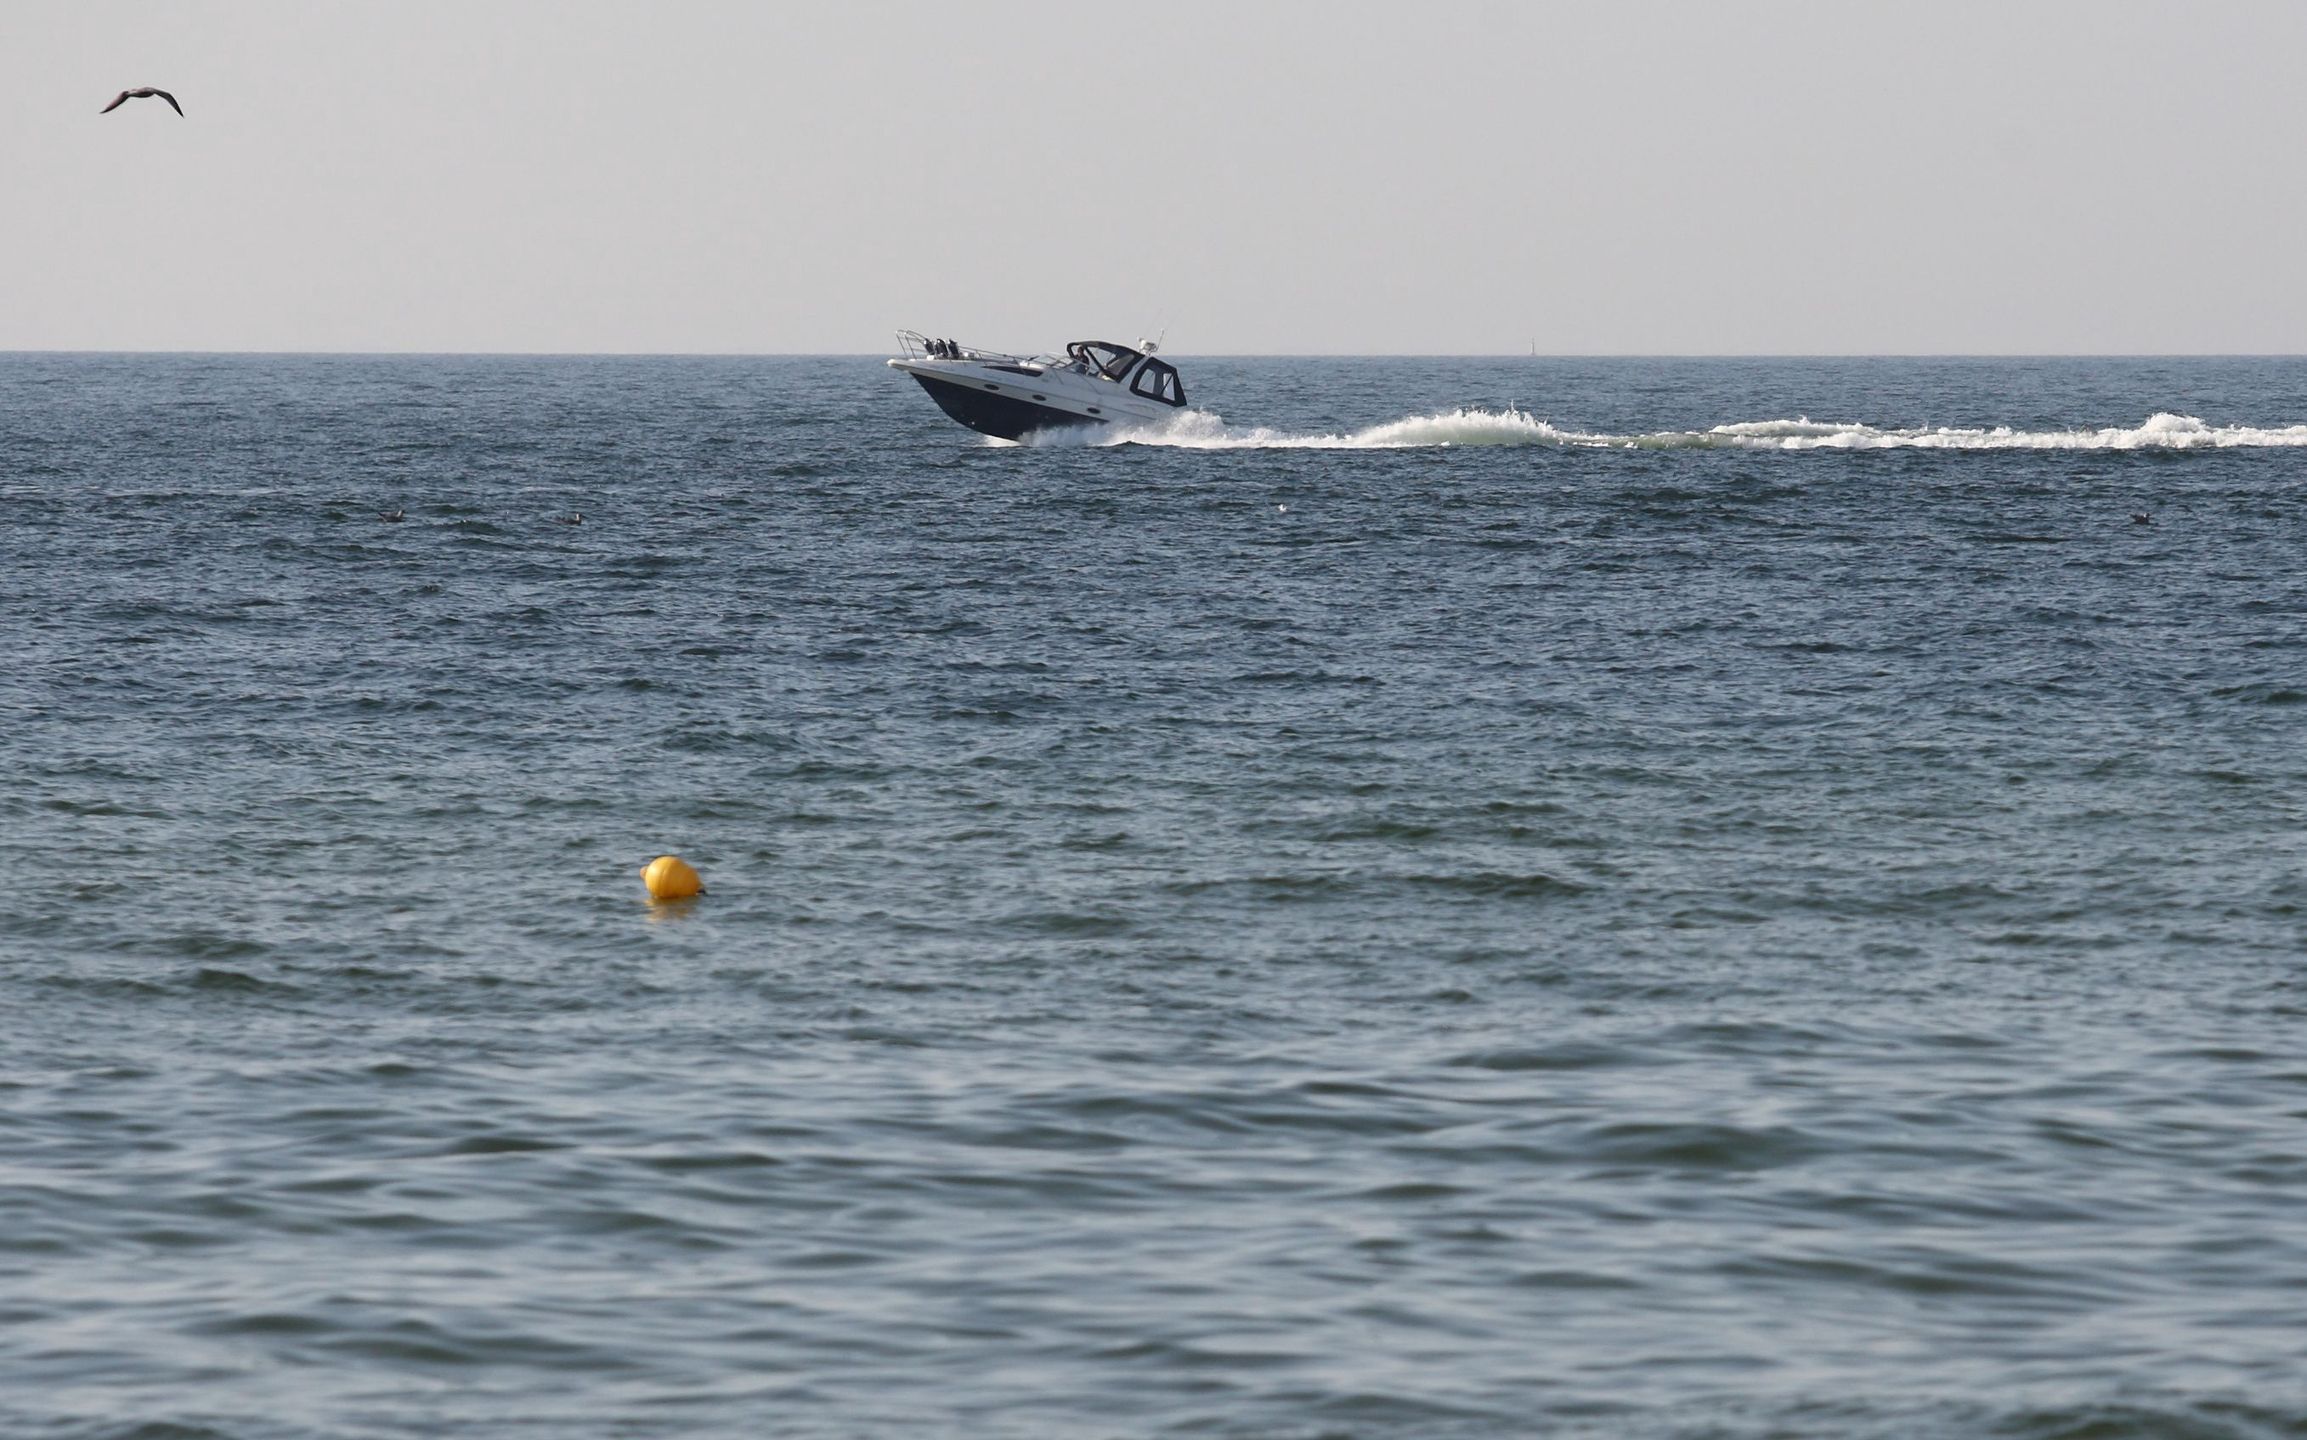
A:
[6,1,2303,353]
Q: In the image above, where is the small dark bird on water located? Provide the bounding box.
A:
[2131,513,2153,526]
[380,509,404,523]
[101,87,183,116]
[558,512,583,526]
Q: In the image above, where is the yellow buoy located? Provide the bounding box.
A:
[640,854,705,900]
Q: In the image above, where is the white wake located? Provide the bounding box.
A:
[1022,408,2307,452]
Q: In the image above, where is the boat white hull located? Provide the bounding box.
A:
[887,353,1180,441]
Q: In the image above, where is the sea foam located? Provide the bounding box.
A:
[1042,408,2307,452]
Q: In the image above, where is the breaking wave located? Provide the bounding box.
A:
[1027,409,2307,452]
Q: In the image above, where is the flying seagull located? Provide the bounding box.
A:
[101,87,183,117]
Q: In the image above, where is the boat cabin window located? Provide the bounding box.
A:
[1129,357,1186,407]
[1068,341,1143,382]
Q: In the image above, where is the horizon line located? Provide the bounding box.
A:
[5,348,2306,361]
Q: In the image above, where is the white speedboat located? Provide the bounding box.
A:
[888,331,1188,441]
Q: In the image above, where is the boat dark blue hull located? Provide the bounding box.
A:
[910,373,1104,442]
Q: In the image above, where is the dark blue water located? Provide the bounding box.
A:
[6,354,2307,1439]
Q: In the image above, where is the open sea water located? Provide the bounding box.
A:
[4,353,2307,1440]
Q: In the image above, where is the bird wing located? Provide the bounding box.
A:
[155,89,183,116]
[100,91,131,113]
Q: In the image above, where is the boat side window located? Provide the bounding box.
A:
[1130,358,1185,407]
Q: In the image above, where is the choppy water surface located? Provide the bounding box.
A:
[5,354,2307,1439]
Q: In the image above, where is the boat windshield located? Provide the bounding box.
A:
[1067,341,1142,381]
